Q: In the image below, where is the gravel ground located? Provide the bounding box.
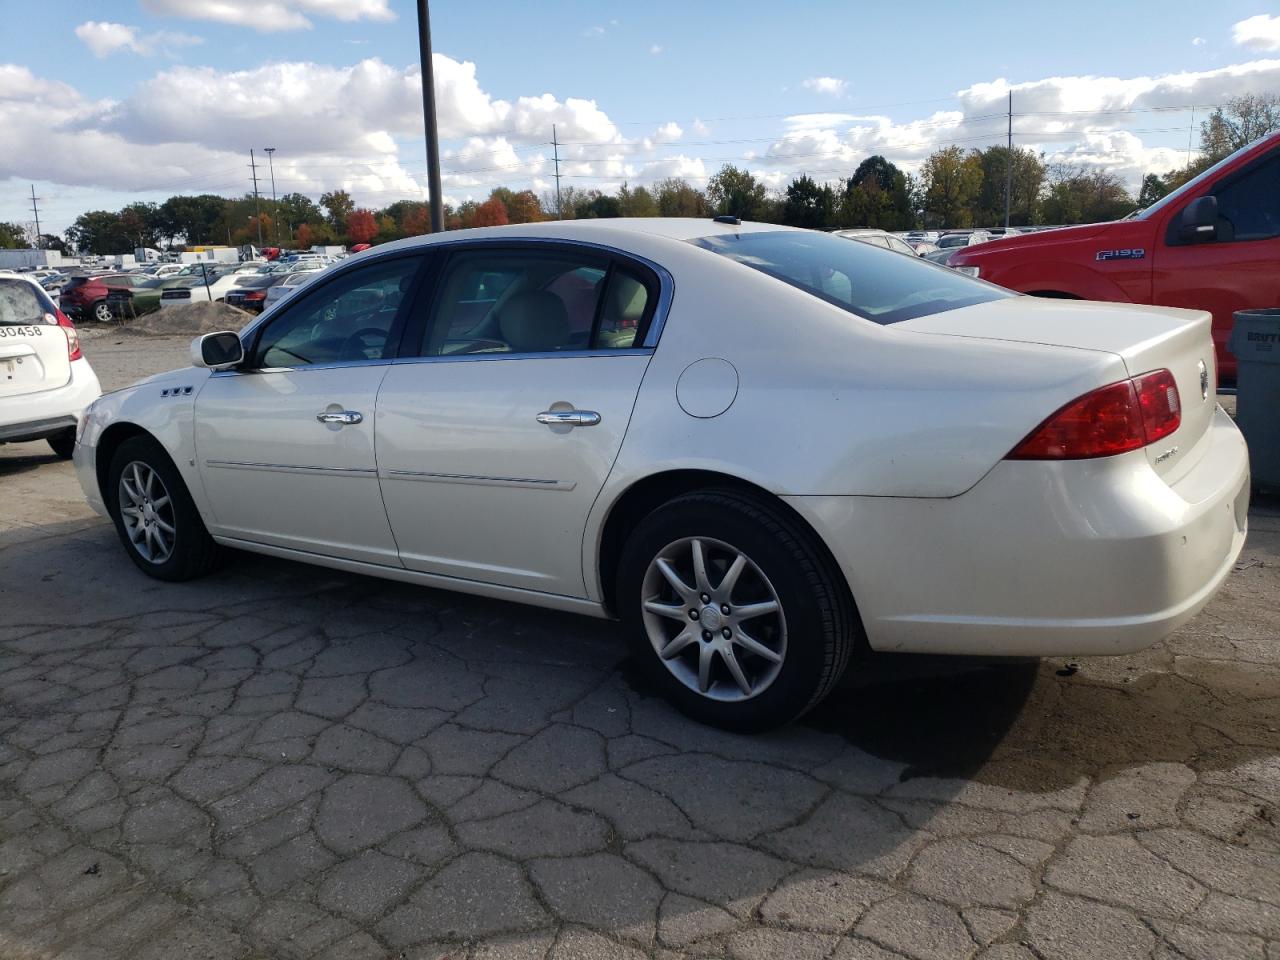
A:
[0,335,1275,960]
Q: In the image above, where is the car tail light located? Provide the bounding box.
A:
[54,309,83,361]
[245,290,266,301]
[1007,369,1181,460]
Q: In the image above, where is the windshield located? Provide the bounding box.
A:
[693,230,1012,325]
[1138,136,1271,221]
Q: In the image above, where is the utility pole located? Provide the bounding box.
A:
[249,149,264,247]
[1187,107,1196,168]
[263,147,278,244]
[416,0,444,233]
[1003,91,1013,230]
[29,185,42,249]
[552,124,563,219]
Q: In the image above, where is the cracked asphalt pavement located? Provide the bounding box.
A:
[0,332,1277,960]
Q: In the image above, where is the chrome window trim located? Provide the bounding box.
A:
[391,348,653,366]
[235,235,675,352]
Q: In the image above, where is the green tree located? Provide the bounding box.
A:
[920,146,984,228]
[972,146,1045,227]
[653,178,707,217]
[783,174,837,229]
[157,194,226,246]
[707,165,768,220]
[617,183,659,218]
[276,192,324,236]
[1038,165,1135,224]
[1137,173,1170,209]
[0,222,26,248]
[320,189,355,231]
[1200,94,1280,163]
[66,211,132,254]
[845,155,915,230]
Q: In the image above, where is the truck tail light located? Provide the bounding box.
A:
[54,309,83,361]
[1007,369,1181,460]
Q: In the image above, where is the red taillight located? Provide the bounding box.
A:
[1007,369,1181,460]
[245,290,266,301]
[54,309,82,361]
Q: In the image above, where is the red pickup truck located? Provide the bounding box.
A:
[949,132,1280,381]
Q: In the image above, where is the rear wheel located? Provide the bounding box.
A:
[617,489,856,732]
[91,300,113,323]
[107,436,221,581]
[47,429,75,460]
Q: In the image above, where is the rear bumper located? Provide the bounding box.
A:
[785,405,1250,657]
[0,359,101,444]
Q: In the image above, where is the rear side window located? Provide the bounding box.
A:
[693,230,1012,325]
[0,279,56,325]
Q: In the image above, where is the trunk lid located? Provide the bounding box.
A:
[896,297,1218,481]
[0,278,71,398]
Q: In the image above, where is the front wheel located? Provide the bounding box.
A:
[92,300,113,323]
[617,489,857,732]
[107,436,222,581]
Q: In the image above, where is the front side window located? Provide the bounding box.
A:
[1212,152,1280,242]
[693,230,1012,325]
[419,250,653,356]
[251,256,420,368]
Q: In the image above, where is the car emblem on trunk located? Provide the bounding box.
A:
[1198,360,1209,400]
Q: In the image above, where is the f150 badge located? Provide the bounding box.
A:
[1095,248,1146,261]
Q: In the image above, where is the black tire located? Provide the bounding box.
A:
[616,488,857,732]
[106,435,221,581]
[91,300,113,323]
[47,429,76,460]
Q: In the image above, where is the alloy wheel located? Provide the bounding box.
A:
[118,461,176,564]
[93,301,113,323]
[640,536,787,702]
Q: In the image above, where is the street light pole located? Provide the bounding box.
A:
[263,147,278,244]
[416,0,444,233]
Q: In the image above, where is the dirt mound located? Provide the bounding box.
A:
[121,301,250,337]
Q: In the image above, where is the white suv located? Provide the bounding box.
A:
[0,276,101,459]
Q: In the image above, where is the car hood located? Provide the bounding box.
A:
[950,222,1115,262]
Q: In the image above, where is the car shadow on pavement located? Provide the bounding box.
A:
[0,448,58,479]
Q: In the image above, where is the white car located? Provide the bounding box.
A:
[158,271,244,308]
[72,219,1249,730]
[262,267,323,309]
[1,275,101,459]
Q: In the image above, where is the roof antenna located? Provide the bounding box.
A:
[712,215,741,225]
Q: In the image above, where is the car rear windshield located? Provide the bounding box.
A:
[0,279,57,325]
[692,230,1012,325]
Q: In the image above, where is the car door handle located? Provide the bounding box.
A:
[316,410,363,425]
[536,409,601,427]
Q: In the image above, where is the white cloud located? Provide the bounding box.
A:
[1192,36,1206,46]
[1233,14,1280,50]
[584,25,607,37]
[140,0,394,32]
[652,122,682,143]
[802,76,848,96]
[649,44,663,55]
[757,59,1280,189]
[75,21,203,58]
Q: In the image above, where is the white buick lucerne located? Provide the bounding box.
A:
[73,218,1249,730]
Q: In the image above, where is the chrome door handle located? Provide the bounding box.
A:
[316,410,363,425]
[536,409,601,427]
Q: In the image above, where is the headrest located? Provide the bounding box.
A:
[607,274,647,323]
[499,291,569,352]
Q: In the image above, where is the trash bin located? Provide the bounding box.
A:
[1229,308,1280,491]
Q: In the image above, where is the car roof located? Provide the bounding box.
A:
[370,217,803,259]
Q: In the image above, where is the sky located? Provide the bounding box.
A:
[2,0,1279,234]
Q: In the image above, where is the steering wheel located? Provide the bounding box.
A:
[341,327,389,361]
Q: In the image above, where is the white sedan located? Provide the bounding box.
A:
[1,275,101,459]
[72,219,1249,730]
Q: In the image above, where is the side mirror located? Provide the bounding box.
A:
[191,331,244,370]
[1179,195,1219,243]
